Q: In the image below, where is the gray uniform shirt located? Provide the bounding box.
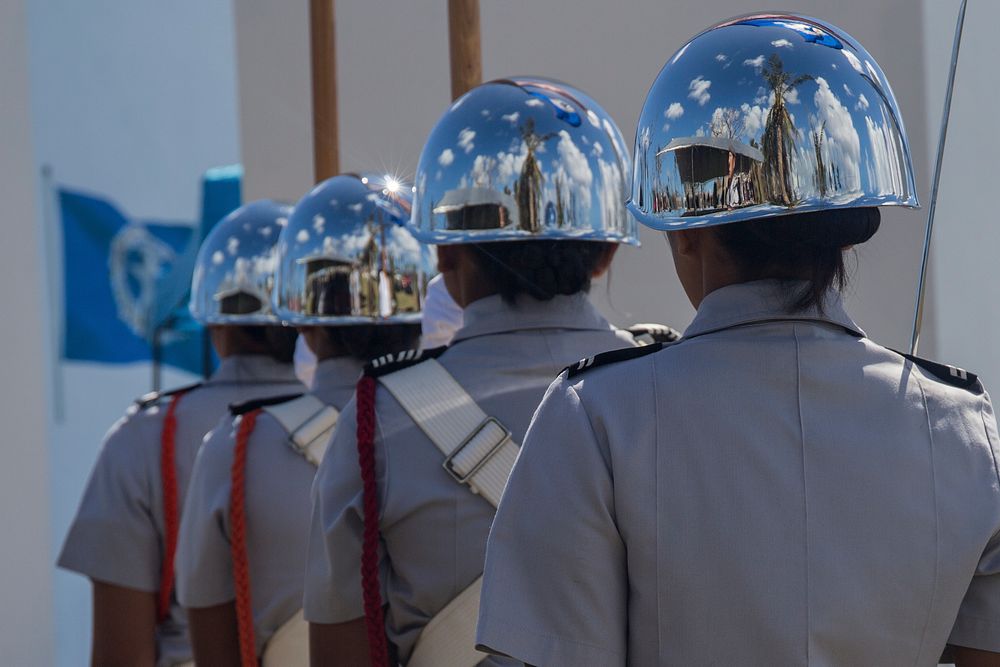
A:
[303,293,636,664]
[57,355,303,667]
[477,280,1000,666]
[175,356,362,654]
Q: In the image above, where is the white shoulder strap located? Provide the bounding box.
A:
[262,395,340,467]
[377,359,514,667]
[377,358,519,508]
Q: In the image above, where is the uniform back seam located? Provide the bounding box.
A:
[911,376,941,665]
[980,397,1000,543]
[792,325,810,665]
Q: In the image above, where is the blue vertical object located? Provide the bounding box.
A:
[150,165,243,379]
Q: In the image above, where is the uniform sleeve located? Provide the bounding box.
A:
[303,395,390,623]
[476,375,627,667]
[175,416,237,608]
[948,392,1000,652]
[57,412,162,591]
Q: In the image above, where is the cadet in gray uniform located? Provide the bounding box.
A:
[477,15,1000,666]
[175,174,430,667]
[58,200,303,667]
[304,78,676,666]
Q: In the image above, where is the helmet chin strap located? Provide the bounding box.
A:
[910,0,968,355]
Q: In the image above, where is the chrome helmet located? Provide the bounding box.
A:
[273,173,434,325]
[411,77,639,245]
[189,199,290,325]
[629,14,919,230]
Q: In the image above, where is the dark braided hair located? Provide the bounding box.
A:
[323,323,423,360]
[445,202,611,304]
[470,240,611,304]
[712,207,880,313]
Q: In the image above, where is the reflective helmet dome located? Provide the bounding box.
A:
[629,14,919,230]
[412,76,639,245]
[273,173,434,325]
[189,199,290,325]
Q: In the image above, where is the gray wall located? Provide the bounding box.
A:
[236,0,931,345]
[0,0,54,663]
[923,0,1000,387]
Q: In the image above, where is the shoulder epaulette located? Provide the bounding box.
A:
[626,323,682,346]
[565,342,670,379]
[134,382,203,410]
[894,349,981,393]
[229,393,304,416]
[364,346,448,378]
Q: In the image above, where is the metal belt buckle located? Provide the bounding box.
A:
[442,416,512,484]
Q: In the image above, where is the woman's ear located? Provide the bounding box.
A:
[667,229,700,258]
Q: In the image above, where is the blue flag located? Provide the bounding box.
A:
[59,168,242,376]
[59,190,202,373]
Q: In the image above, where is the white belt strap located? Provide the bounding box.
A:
[408,578,484,667]
[261,608,309,666]
[378,359,519,508]
[378,359,516,666]
[262,394,340,467]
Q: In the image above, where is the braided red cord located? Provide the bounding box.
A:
[157,392,186,623]
[356,375,389,667]
[230,409,260,667]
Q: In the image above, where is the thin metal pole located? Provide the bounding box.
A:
[310,0,339,182]
[448,0,482,101]
[910,0,968,355]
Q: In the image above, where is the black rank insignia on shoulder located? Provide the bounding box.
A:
[229,393,304,416]
[565,342,669,379]
[364,346,447,378]
[626,322,682,346]
[134,382,203,410]
[895,350,981,392]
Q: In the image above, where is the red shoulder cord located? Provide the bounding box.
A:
[356,375,390,667]
[230,409,261,667]
[157,391,187,623]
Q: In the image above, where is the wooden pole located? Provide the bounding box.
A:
[309,0,339,182]
[447,0,482,101]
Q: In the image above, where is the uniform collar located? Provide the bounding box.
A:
[451,292,615,342]
[683,280,866,340]
[208,354,300,385]
[311,355,365,393]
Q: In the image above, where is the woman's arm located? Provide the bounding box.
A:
[187,601,242,667]
[309,615,396,667]
[90,581,156,667]
[952,644,1000,667]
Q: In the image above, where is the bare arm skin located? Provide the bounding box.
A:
[952,645,1000,667]
[187,601,242,667]
[91,581,156,667]
[309,614,397,667]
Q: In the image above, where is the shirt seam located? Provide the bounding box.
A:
[567,383,616,509]
[652,349,663,665]
[912,374,941,666]
[792,324,811,665]
[980,396,1000,544]
[981,395,1000,497]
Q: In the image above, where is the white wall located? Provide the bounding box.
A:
[236,0,931,343]
[922,0,1000,387]
[0,0,55,664]
[24,1,243,664]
